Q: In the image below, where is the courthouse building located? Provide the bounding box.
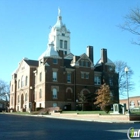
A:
[10,10,119,112]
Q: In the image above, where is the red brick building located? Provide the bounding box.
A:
[120,96,140,110]
[10,10,119,112]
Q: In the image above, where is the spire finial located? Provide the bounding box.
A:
[58,8,61,16]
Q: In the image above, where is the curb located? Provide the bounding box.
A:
[1,113,140,123]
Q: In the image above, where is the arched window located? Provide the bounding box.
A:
[12,84,13,91]
[25,93,27,101]
[21,76,24,87]
[67,89,72,99]
[34,91,36,100]
[53,89,57,99]
[11,97,13,105]
[18,95,19,103]
[25,76,28,86]
[39,89,42,98]
[18,80,20,89]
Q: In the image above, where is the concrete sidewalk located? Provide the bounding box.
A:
[38,113,140,123]
[2,112,140,123]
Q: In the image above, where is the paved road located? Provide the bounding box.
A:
[0,114,139,140]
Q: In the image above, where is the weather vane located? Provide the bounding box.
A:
[58,7,61,16]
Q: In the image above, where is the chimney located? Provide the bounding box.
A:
[101,48,107,63]
[87,46,93,62]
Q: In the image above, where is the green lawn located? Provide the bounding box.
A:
[130,111,140,115]
[8,110,140,116]
[61,111,112,115]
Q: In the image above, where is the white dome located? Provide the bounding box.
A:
[38,42,59,60]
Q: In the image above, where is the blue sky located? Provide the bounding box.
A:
[0,0,140,98]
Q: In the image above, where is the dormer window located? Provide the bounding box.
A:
[80,60,89,67]
[85,61,89,67]
[81,60,84,66]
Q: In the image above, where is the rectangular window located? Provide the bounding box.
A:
[67,73,71,83]
[85,61,89,67]
[81,73,84,79]
[60,40,63,48]
[94,76,101,85]
[64,41,67,49]
[21,76,24,87]
[53,89,57,99]
[53,103,57,107]
[40,72,42,82]
[109,78,113,86]
[53,59,58,64]
[81,60,84,66]
[85,73,89,79]
[53,72,57,81]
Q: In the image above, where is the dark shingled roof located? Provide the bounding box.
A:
[64,59,73,68]
[24,59,38,67]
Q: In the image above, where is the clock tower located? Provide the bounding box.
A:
[48,9,71,55]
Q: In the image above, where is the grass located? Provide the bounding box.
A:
[61,111,113,115]
[8,110,140,116]
[130,112,140,115]
[7,111,112,115]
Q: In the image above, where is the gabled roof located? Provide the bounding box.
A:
[64,59,73,68]
[64,53,74,59]
[24,59,38,67]
[12,58,38,75]
[95,58,115,67]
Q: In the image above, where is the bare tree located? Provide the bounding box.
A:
[114,61,134,96]
[94,83,113,113]
[119,7,140,45]
[0,79,10,100]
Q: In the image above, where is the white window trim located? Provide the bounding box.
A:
[53,71,57,82]
[94,76,101,85]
